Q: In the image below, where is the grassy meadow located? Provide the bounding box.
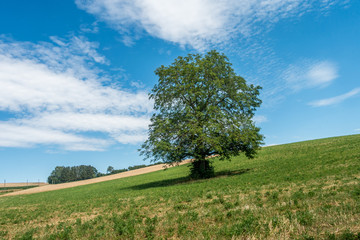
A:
[0,134,359,239]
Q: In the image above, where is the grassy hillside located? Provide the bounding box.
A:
[0,135,359,239]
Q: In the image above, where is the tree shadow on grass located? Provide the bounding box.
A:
[125,168,252,191]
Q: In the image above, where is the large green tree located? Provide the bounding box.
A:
[140,50,264,178]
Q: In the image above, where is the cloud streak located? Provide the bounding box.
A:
[0,122,110,151]
[309,88,360,107]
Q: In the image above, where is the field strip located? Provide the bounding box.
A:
[1,182,47,187]
[1,160,191,197]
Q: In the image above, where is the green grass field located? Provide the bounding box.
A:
[0,134,359,239]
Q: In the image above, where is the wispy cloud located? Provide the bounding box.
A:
[75,0,342,50]
[257,59,339,108]
[309,88,360,107]
[253,115,268,124]
[283,61,338,91]
[306,62,338,87]
[80,21,99,34]
[0,36,152,150]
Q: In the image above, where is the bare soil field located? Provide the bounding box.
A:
[1,182,47,188]
[1,160,191,197]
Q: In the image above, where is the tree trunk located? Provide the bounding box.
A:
[199,159,206,173]
[190,157,214,179]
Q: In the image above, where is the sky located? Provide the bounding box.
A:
[0,0,359,183]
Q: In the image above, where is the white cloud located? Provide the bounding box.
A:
[306,62,338,87]
[253,115,268,124]
[112,133,148,144]
[19,113,150,132]
[0,36,152,150]
[80,21,100,33]
[0,55,150,113]
[0,35,107,79]
[0,122,109,151]
[75,0,341,50]
[309,88,360,107]
[283,60,338,91]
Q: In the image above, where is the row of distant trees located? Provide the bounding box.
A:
[47,165,99,184]
[48,163,162,184]
[105,164,149,175]
[100,163,162,176]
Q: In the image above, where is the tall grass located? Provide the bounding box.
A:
[0,134,359,239]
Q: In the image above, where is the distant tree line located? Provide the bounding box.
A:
[47,165,99,184]
[48,162,164,184]
[105,162,163,175]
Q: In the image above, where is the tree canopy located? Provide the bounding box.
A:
[140,50,264,178]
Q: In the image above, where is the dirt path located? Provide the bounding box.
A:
[1,160,191,197]
[1,182,47,188]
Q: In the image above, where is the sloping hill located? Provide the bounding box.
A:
[0,134,359,239]
[1,160,191,197]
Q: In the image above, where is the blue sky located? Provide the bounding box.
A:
[0,0,359,183]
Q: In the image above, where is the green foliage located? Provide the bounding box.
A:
[106,164,155,175]
[106,166,114,174]
[109,168,128,174]
[47,165,98,184]
[106,166,128,175]
[141,50,263,178]
[127,164,148,171]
